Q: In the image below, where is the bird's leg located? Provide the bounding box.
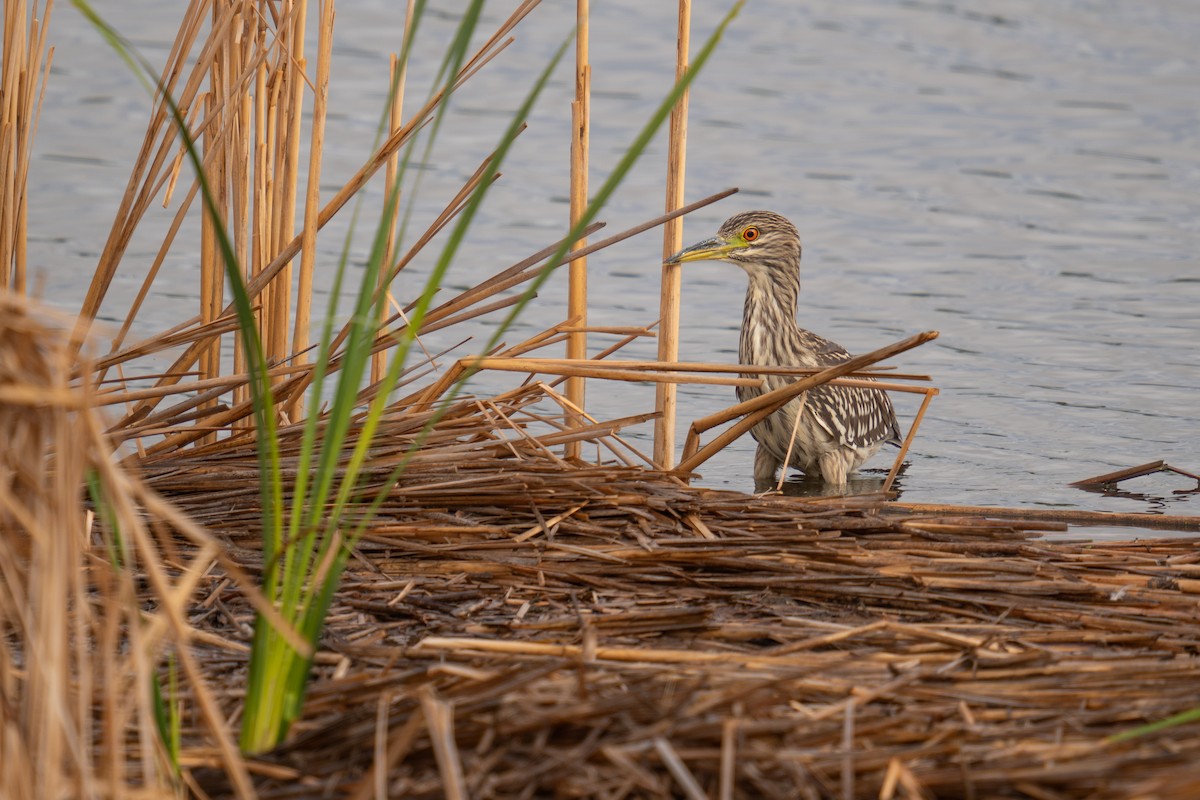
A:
[753,444,782,488]
[818,450,851,488]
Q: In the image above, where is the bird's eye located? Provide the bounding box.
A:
[743,226,760,242]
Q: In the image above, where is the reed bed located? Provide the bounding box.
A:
[132,405,1200,798]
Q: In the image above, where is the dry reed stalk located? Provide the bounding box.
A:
[466,357,926,381]
[1069,460,1200,488]
[228,23,253,426]
[655,736,707,800]
[289,0,334,419]
[419,686,468,800]
[883,386,939,493]
[268,0,307,368]
[565,0,591,459]
[198,87,224,444]
[239,21,268,418]
[413,637,854,669]
[653,0,694,470]
[718,716,737,800]
[890,501,1200,532]
[1071,459,1167,486]
[374,6,415,384]
[556,324,656,337]
[467,357,761,387]
[474,360,931,400]
[0,0,53,294]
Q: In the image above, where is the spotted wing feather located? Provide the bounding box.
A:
[803,332,902,448]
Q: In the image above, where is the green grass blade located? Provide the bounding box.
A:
[1106,705,1200,744]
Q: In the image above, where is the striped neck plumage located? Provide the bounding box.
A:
[739,261,802,367]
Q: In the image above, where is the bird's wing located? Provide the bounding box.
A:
[806,383,902,448]
[802,331,902,448]
[801,330,853,362]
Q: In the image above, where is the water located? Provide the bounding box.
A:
[28,1,1200,525]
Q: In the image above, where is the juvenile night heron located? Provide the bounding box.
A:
[667,210,901,488]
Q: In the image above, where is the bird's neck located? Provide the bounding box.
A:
[740,268,803,367]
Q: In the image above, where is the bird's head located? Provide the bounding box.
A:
[665,211,801,277]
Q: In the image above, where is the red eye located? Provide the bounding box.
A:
[743,226,760,242]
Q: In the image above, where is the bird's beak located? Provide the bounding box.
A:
[664,235,741,265]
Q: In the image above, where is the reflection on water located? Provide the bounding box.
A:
[26,0,1200,526]
[1073,473,1200,513]
[769,468,896,500]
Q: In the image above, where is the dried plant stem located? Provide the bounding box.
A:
[289,0,333,419]
[774,390,810,492]
[374,7,414,383]
[883,387,939,493]
[265,3,300,366]
[654,0,693,469]
[565,0,591,458]
[890,502,1200,531]
[655,737,707,800]
[198,87,223,444]
[469,357,761,386]
[471,356,929,381]
[419,687,467,800]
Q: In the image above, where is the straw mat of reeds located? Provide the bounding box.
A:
[139,387,1200,800]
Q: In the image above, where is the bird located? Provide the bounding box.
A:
[666,210,901,489]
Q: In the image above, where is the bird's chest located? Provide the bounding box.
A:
[738,323,819,398]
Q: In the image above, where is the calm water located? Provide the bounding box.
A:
[30,1,1200,528]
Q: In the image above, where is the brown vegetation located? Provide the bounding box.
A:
[2,1,1198,797]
